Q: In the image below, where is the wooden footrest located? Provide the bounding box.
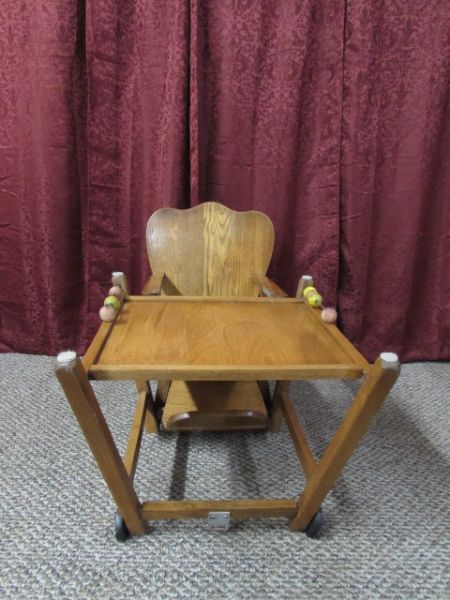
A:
[162,381,268,432]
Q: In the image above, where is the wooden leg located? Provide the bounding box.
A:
[270,381,290,432]
[155,380,171,406]
[135,380,159,434]
[280,391,316,479]
[257,380,271,409]
[290,353,400,530]
[153,380,171,430]
[55,352,146,536]
[125,386,151,480]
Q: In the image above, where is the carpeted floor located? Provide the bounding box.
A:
[0,354,449,599]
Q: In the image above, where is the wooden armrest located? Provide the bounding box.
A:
[142,273,165,295]
[259,276,288,298]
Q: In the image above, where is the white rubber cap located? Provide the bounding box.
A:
[112,271,124,277]
[380,352,400,370]
[57,350,77,364]
[380,352,399,363]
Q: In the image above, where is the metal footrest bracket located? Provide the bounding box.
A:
[208,511,230,531]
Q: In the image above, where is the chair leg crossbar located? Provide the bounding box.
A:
[55,353,399,541]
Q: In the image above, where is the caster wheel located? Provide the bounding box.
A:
[115,513,130,542]
[305,508,323,539]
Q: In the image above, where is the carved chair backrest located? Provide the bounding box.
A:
[146,202,274,296]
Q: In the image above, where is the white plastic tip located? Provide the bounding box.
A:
[380,352,399,364]
[112,271,124,277]
[302,275,313,280]
[57,350,77,364]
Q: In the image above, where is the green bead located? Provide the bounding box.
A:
[104,295,120,310]
[307,293,322,307]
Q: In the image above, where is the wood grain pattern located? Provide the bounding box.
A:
[93,299,363,375]
[162,381,268,431]
[141,499,297,520]
[146,202,274,297]
[89,363,365,381]
[165,410,268,431]
[81,321,113,372]
[305,303,370,372]
[141,205,284,434]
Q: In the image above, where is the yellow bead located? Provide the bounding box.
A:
[307,293,322,307]
[303,286,317,298]
[104,295,120,310]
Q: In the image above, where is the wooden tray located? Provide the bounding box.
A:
[84,296,369,381]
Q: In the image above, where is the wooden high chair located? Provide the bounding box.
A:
[141,202,287,433]
[56,243,399,539]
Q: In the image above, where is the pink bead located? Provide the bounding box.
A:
[109,285,124,298]
[321,307,338,324]
[99,305,116,322]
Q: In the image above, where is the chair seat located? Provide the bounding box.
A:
[161,381,268,432]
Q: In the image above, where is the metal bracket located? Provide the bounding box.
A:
[208,511,230,531]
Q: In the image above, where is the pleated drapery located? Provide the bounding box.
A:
[1,0,449,361]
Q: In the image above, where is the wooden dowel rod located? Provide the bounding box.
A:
[141,499,297,520]
[280,391,316,479]
[123,390,149,481]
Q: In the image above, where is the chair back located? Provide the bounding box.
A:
[146,202,274,296]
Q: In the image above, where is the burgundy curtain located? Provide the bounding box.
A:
[1,0,449,362]
[339,0,450,361]
[193,0,344,308]
[0,0,86,354]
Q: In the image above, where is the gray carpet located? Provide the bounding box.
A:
[0,354,449,599]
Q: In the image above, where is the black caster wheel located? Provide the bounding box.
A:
[305,508,323,539]
[115,513,130,542]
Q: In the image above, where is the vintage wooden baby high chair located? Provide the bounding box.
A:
[141,201,287,432]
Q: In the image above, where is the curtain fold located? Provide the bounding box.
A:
[194,0,345,303]
[84,0,193,339]
[339,0,450,361]
[0,0,86,353]
[0,0,448,360]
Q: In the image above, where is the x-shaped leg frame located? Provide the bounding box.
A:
[270,354,400,530]
[55,352,399,537]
